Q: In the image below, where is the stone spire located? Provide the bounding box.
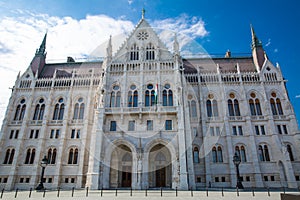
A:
[36,32,47,55]
[142,8,145,19]
[173,33,179,56]
[106,35,112,62]
[30,33,47,77]
[250,25,265,71]
[251,25,262,49]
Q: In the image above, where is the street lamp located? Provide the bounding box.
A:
[36,156,48,190]
[233,152,244,189]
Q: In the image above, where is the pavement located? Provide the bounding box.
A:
[1,189,300,200]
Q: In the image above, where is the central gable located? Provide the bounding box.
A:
[112,18,173,63]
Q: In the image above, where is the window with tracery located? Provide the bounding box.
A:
[235,145,247,162]
[33,98,45,120]
[258,144,270,161]
[193,147,200,163]
[206,94,218,117]
[228,93,240,116]
[162,84,173,106]
[130,44,139,60]
[146,43,155,60]
[249,93,262,116]
[24,148,35,164]
[47,148,57,164]
[73,98,85,119]
[212,146,223,163]
[128,85,138,107]
[3,148,15,164]
[53,98,65,120]
[145,84,156,106]
[68,148,79,164]
[270,92,283,115]
[14,98,26,121]
[110,85,121,107]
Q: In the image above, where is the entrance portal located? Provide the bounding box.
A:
[109,145,132,188]
[148,144,172,188]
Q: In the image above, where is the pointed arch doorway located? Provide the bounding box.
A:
[109,144,132,188]
[148,144,172,188]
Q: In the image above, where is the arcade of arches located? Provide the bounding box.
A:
[109,143,172,188]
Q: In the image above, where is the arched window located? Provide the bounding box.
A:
[207,94,219,117]
[258,145,270,162]
[270,92,283,115]
[3,148,15,164]
[146,43,155,60]
[130,44,139,60]
[128,85,138,107]
[193,147,199,163]
[14,99,26,120]
[212,146,223,163]
[249,93,262,116]
[145,84,157,106]
[24,148,35,164]
[73,98,85,119]
[287,145,294,161]
[235,146,247,162]
[110,85,121,107]
[53,98,65,120]
[228,93,240,116]
[162,84,173,106]
[189,100,197,118]
[68,148,79,164]
[33,98,45,120]
[47,148,57,164]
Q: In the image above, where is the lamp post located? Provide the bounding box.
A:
[233,152,244,189]
[36,156,48,190]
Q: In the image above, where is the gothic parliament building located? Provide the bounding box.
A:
[0,13,300,190]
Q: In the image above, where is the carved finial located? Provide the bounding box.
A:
[142,8,145,19]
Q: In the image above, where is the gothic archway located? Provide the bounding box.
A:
[109,144,132,188]
[148,144,172,188]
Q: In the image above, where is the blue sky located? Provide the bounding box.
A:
[0,0,300,126]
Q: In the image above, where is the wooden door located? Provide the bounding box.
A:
[156,167,166,187]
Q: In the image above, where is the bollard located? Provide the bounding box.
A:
[206,187,208,196]
[29,188,32,198]
[86,187,89,197]
[115,188,117,196]
[71,187,74,197]
[57,187,60,197]
[161,187,162,197]
[1,188,4,199]
[130,187,132,196]
[101,187,103,197]
[15,188,18,198]
[221,187,224,197]
[252,187,255,196]
[176,187,178,197]
[236,186,239,196]
[145,188,147,197]
[298,186,300,192]
[190,187,193,197]
[283,187,286,194]
[43,188,46,198]
[267,187,270,196]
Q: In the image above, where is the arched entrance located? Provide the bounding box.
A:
[148,144,172,188]
[109,144,132,188]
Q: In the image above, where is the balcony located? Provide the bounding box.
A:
[29,120,43,125]
[105,106,177,114]
[48,120,63,125]
[273,115,288,121]
[250,116,265,121]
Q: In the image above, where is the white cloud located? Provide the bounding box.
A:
[296,95,300,98]
[128,0,133,5]
[0,11,208,128]
[265,38,271,47]
[274,48,279,53]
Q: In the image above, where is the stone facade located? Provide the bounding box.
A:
[0,16,299,190]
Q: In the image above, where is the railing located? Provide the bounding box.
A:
[29,120,43,125]
[228,116,244,121]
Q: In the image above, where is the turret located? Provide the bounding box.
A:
[251,25,265,72]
